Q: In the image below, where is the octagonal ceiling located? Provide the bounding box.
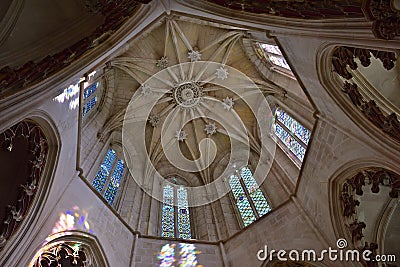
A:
[107,15,294,197]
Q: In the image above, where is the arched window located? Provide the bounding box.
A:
[0,120,50,251]
[92,148,125,205]
[53,71,100,117]
[161,178,192,239]
[273,107,311,164]
[82,81,99,117]
[29,232,109,267]
[256,43,291,70]
[229,166,271,227]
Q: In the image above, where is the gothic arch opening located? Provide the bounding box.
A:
[0,115,60,264]
[330,161,400,264]
[28,231,109,267]
[317,43,400,149]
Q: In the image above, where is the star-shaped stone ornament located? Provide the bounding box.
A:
[148,114,160,127]
[140,84,151,96]
[204,122,217,135]
[188,50,201,62]
[156,56,169,69]
[222,96,234,110]
[175,129,188,141]
[216,66,229,80]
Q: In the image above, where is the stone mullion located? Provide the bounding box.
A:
[113,171,129,211]
[100,158,118,197]
[236,168,260,219]
[275,117,307,149]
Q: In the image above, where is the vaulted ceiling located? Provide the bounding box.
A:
[0,0,150,99]
[111,17,285,189]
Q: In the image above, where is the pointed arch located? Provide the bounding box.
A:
[161,176,193,240]
[28,231,109,267]
[228,165,271,227]
[0,112,60,264]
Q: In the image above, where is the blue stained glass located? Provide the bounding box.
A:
[229,174,256,226]
[83,82,98,101]
[275,124,306,161]
[104,159,125,205]
[177,186,191,239]
[162,185,175,238]
[92,149,116,192]
[276,108,311,145]
[82,96,97,117]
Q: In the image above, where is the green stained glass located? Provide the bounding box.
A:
[177,186,191,239]
[161,185,175,238]
[250,190,271,216]
[240,167,259,194]
[160,182,192,240]
[229,174,256,226]
[240,167,271,217]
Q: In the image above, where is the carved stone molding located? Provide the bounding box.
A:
[348,220,366,244]
[342,168,400,202]
[362,0,400,39]
[0,0,151,99]
[32,243,87,267]
[332,46,397,80]
[0,120,48,250]
[205,0,364,19]
[340,168,399,250]
[331,46,400,143]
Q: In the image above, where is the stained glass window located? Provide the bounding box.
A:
[273,107,311,163]
[162,185,175,238]
[161,181,192,239]
[241,167,271,217]
[257,43,291,70]
[229,167,271,227]
[104,159,125,205]
[54,71,98,111]
[82,95,97,117]
[92,148,125,206]
[83,82,98,101]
